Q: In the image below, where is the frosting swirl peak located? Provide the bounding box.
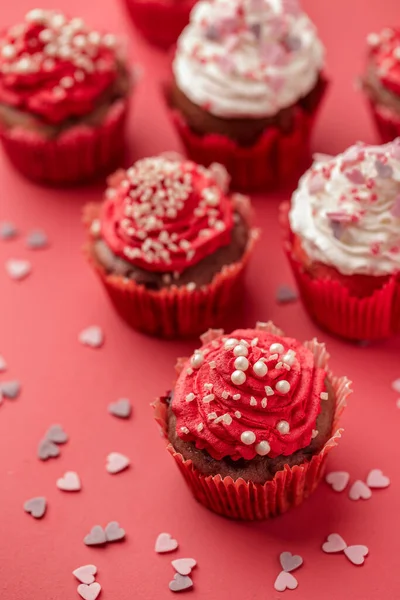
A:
[173,327,327,460]
[366,27,400,96]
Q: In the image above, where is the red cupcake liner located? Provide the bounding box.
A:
[165,80,327,192]
[0,99,128,185]
[123,0,196,49]
[367,98,400,143]
[83,201,259,339]
[154,333,351,520]
[281,203,400,341]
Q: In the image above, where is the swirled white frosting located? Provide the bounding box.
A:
[173,0,325,118]
[289,140,400,276]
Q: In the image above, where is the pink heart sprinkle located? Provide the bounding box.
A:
[322,533,347,554]
[279,551,303,573]
[56,471,81,492]
[345,168,365,184]
[344,545,369,566]
[349,480,372,501]
[155,532,178,554]
[366,469,390,489]
[171,558,197,576]
[73,565,97,585]
[77,582,101,600]
[274,571,298,592]
[325,471,350,492]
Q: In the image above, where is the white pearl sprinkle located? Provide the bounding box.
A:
[15,57,31,73]
[240,431,256,445]
[58,45,73,59]
[233,394,241,400]
[73,34,87,49]
[282,351,296,366]
[276,380,291,394]
[233,344,248,357]
[235,411,242,418]
[25,9,45,22]
[185,393,195,402]
[320,391,329,401]
[88,31,101,45]
[367,32,380,47]
[231,370,246,385]
[270,343,284,354]
[253,360,268,378]
[277,420,290,435]
[203,394,215,403]
[103,33,116,47]
[234,356,249,371]
[224,338,238,350]
[38,29,53,43]
[1,45,16,59]
[250,396,257,406]
[51,14,66,29]
[191,352,204,369]
[255,441,271,456]
[60,76,74,89]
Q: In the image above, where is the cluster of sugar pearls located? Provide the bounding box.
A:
[188,335,301,456]
[366,27,400,61]
[111,158,228,267]
[0,9,117,86]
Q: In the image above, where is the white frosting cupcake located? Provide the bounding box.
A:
[173,0,325,119]
[290,140,400,277]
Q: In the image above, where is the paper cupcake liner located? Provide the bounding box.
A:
[0,99,128,185]
[83,202,259,339]
[281,203,400,341]
[154,336,351,520]
[367,99,400,143]
[123,0,196,48]
[164,79,327,192]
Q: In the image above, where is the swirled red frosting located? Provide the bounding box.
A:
[0,9,122,124]
[100,157,234,273]
[172,328,328,461]
[367,27,400,96]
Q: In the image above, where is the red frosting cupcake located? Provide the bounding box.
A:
[83,155,258,338]
[154,323,350,520]
[0,9,132,184]
[123,0,197,49]
[361,27,400,142]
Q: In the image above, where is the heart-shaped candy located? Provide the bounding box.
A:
[106,452,130,474]
[84,525,107,546]
[349,480,372,501]
[45,424,68,444]
[108,399,132,419]
[26,230,48,249]
[322,533,347,553]
[0,221,17,240]
[105,521,125,542]
[77,582,101,600]
[344,545,369,566]
[171,558,197,576]
[366,469,390,489]
[73,565,97,585]
[280,551,303,573]
[325,471,350,492]
[24,496,47,519]
[1,380,21,399]
[169,574,193,593]
[276,284,298,305]
[38,439,60,461]
[274,571,298,592]
[155,532,179,553]
[56,471,81,492]
[79,326,104,348]
[6,259,31,280]
[392,378,400,393]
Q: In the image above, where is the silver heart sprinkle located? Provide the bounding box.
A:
[105,521,125,542]
[45,424,68,444]
[26,230,49,249]
[1,380,21,399]
[108,399,132,419]
[276,285,298,304]
[0,221,18,240]
[37,439,60,461]
[169,574,193,593]
[24,496,47,519]
[84,525,107,546]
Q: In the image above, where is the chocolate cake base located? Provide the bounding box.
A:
[166,378,336,484]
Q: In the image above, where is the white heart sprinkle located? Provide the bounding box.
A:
[366,469,390,489]
[56,471,81,491]
[325,471,350,493]
[106,452,130,474]
[322,533,347,554]
[23,496,47,519]
[26,229,48,249]
[0,221,18,240]
[391,378,400,393]
[155,532,178,553]
[279,551,303,573]
[73,565,97,585]
[169,574,193,592]
[274,571,298,592]
[171,558,197,576]
[77,582,102,600]
[344,545,369,566]
[108,398,132,419]
[6,259,31,280]
[79,326,104,348]
[349,480,372,501]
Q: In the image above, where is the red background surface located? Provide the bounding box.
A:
[0,1,399,599]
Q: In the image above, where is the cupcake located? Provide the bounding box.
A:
[361,28,400,143]
[166,0,327,191]
[154,322,350,520]
[283,140,400,341]
[0,9,132,184]
[83,155,259,338]
[123,0,197,49]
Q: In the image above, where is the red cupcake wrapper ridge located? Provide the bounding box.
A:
[367,98,400,143]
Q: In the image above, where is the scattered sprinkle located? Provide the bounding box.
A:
[77,582,102,600]
[169,574,193,593]
[366,469,390,489]
[79,326,104,348]
[0,221,18,240]
[155,532,178,554]
[322,533,369,566]
[325,471,350,492]
[72,565,97,585]
[56,471,81,492]
[106,452,130,474]
[5,259,31,280]
[274,571,298,592]
[276,285,298,304]
[45,424,68,444]
[0,380,21,399]
[23,496,47,519]
[26,229,49,249]
[105,521,125,542]
[171,558,197,576]
[348,480,372,501]
[391,378,400,393]
[108,399,132,418]
[37,438,60,461]
[84,525,107,546]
